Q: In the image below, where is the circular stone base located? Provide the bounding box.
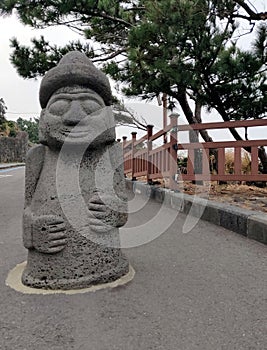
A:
[6,261,135,295]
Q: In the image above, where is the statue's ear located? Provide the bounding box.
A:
[38,109,48,145]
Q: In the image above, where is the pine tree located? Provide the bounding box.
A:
[1,0,267,169]
[16,117,39,143]
[0,98,7,123]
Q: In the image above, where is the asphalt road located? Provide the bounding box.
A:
[0,167,266,350]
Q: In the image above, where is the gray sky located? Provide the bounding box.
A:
[0,14,79,120]
[0,2,266,142]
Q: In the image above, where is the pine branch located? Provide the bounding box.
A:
[123,7,146,12]
[92,49,126,62]
[233,0,267,21]
[113,103,148,131]
[115,122,147,131]
[98,11,133,27]
[233,13,267,21]
[206,19,233,71]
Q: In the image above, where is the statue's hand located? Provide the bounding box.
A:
[88,195,114,233]
[32,215,67,253]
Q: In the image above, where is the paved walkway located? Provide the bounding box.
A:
[0,167,266,350]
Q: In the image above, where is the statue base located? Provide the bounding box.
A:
[6,261,135,294]
[22,256,129,290]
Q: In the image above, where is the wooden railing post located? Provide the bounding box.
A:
[217,148,225,177]
[147,125,154,184]
[251,147,259,175]
[169,114,179,190]
[202,148,210,179]
[122,136,127,177]
[131,132,137,181]
[122,136,127,147]
[234,147,242,175]
[162,93,168,144]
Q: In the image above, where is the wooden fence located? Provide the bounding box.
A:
[120,117,267,189]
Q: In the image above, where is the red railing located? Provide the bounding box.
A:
[120,117,267,188]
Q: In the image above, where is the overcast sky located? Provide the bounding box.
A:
[0,2,266,141]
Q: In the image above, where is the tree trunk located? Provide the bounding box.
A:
[258,147,267,174]
[173,90,215,183]
[174,89,213,142]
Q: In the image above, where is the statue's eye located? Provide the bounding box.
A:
[81,99,101,114]
[48,100,70,115]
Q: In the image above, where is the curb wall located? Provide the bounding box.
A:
[0,163,25,170]
[126,180,267,245]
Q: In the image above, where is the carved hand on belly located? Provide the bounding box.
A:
[89,192,126,233]
[32,215,67,253]
[88,193,128,234]
[88,195,112,233]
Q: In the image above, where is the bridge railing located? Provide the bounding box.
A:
[119,117,267,188]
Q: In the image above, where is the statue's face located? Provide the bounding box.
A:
[39,87,115,148]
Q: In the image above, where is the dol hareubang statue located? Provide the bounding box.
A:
[22,51,129,289]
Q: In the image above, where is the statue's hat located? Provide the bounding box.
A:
[39,51,112,108]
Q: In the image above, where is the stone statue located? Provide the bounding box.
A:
[22,51,129,289]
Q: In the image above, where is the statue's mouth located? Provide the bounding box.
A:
[62,128,89,139]
[67,131,89,138]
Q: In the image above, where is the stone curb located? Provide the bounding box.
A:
[126,180,267,245]
[0,163,25,170]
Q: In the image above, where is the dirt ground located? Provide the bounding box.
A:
[177,182,267,213]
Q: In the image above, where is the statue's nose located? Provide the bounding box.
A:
[63,101,87,126]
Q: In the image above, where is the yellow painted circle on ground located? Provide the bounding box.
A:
[6,261,135,295]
